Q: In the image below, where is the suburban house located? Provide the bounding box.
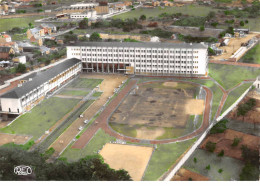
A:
[0,34,12,43]
[26,27,45,40]
[30,35,43,46]
[0,47,15,59]
[40,23,57,35]
[0,58,82,115]
[0,42,19,53]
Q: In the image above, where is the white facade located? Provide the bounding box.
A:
[70,10,97,19]
[67,42,208,76]
[254,76,260,89]
[0,59,82,114]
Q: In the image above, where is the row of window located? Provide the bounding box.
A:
[136,65,198,69]
[83,53,198,58]
[81,58,199,63]
[135,69,199,73]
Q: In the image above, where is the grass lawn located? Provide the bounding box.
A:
[240,44,260,64]
[0,16,46,32]
[61,129,116,162]
[11,33,28,41]
[221,82,252,114]
[58,89,89,96]
[113,5,216,20]
[208,63,260,90]
[143,138,197,181]
[67,78,103,89]
[92,92,103,97]
[0,97,79,141]
[109,123,137,138]
[183,149,245,181]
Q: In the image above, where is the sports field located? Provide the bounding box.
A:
[208,63,260,90]
[109,81,204,140]
[113,5,216,19]
[0,97,79,141]
[58,89,89,96]
[67,78,103,89]
[183,149,245,181]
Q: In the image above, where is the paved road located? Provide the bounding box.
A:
[72,79,213,148]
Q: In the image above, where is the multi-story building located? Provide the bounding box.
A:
[70,10,97,19]
[0,58,81,115]
[67,42,208,76]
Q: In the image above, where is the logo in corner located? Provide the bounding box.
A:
[14,165,32,176]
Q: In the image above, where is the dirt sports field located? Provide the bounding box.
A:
[200,129,260,160]
[109,81,204,139]
[171,168,209,181]
[0,133,31,146]
[99,143,153,181]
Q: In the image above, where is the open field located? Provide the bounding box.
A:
[100,143,154,181]
[0,97,79,141]
[61,129,115,162]
[200,129,260,160]
[208,63,259,90]
[222,83,252,113]
[0,133,31,146]
[143,138,197,181]
[66,78,103,89]
[226,119,260,137]
[0,16,45,32]
[183,149,245,181]
[113,5,216,19]
[109,81,203,140]
[58,89,89,96]
[171,168,209,181]
[240,43,260,64]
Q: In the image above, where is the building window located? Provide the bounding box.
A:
[9,108,11,112]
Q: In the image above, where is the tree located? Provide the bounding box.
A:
[193,157,197,163]
[139,14,146,21]
[205,165,211,170]
[78,18,89,29]
[231,138,241,147]
[16,63,26,73]
[199,26,205,32]
[89,32,101,42]
[240,21,245,26]
[28,22,33,28]
[217,150,224,157]
[207,11,216,21]
[205,141,216,152]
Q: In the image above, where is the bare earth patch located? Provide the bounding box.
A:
[200,129,260,160]
[136,127,165,140]
[171,168,209,181]
[185,99,205,115]
[163,82,178,88]
[99,143,153,181]
[0,133,31,146]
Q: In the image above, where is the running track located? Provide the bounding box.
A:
[72,79,213,149]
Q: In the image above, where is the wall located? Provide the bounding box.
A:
[1,98,21,114]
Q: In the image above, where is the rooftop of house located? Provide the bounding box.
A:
[0,58,81,99]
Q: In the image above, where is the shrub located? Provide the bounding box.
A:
[231,137,241,147]
[240,163,259,181]
[205,165,211,170]
[205,141,216,152]
[241,145,258,165]
[210,119,228,134]
[193,157,197,163]
[199,26,205,32]
[217,150,224,157]
[237,98,256,117]
[218,169,223,173]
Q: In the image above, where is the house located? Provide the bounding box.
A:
[0,47,15,59]
[152,1,160,6]
[29,36,43,46]
[70,10,97,19]
[40,23,57,35]
[0,42,19,53]
[0,34,12,43]
[40,46,50,55]
[0,60,13,68]
[0,58,82,115]
[26,27,45,39]
[13,56,26,64]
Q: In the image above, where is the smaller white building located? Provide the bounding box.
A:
[70,10,97,19]
[13,56,26,64]
[254,76,260,90]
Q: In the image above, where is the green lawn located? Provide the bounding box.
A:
[67,78,103,89]
[61,129,116,162]
[143,138,197,181]
[58,89,89,96]
[0,16,46,33]
[208,63,260,90]
[0,97,79,141]
[240,44,260,64]
[113,5,216,20]
[109,123,137,138]
[92,92,103,97]
[221,82,252,114]
[11,33,28,41]
[184,149,245,181]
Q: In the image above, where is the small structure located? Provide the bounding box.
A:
[253,76,260,90]
[13,56,26,64]
[150,36,160,42]
[0,47,15,59]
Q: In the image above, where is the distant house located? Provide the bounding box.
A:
[0,47,15,59]
[26,27,45,39]
[0,42,19,53]
[40,46,50,55]
[40,23,57,35]
[29,36,43,46]
[0,34,12,43]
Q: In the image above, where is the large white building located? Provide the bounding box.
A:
[67,42,208,76]
[0,58,82,115]
[70,10,97,19]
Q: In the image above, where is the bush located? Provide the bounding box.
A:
[241,145,258,165]
[16,63,26,73]
[240,21,245,26]
[240,163,259,181]
[231,137,241,147]
[193,157,197,163]
[199,26,205,32]
[210,119,228,134]
[218,169,223,173]
[89,32,102,42]
[139,15,146,21]
[205,141,216,152]
[205,165,211,170]
[78,18,88,29]
[217,150,224,157]
[237,98,256,117]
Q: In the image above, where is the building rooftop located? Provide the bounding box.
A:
[0,58,81,99]
[68,41,208,49]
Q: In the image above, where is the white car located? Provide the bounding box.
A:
[84,120,88,124]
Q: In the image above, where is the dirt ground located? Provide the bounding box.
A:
[99,143,153,181]
[49,74,127,157]
[212,33,258,60]
[228,94,260,124]
[0,133,31,146]
[110,81,204,139]
[200,129,260,161]
[171,168,209,181]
